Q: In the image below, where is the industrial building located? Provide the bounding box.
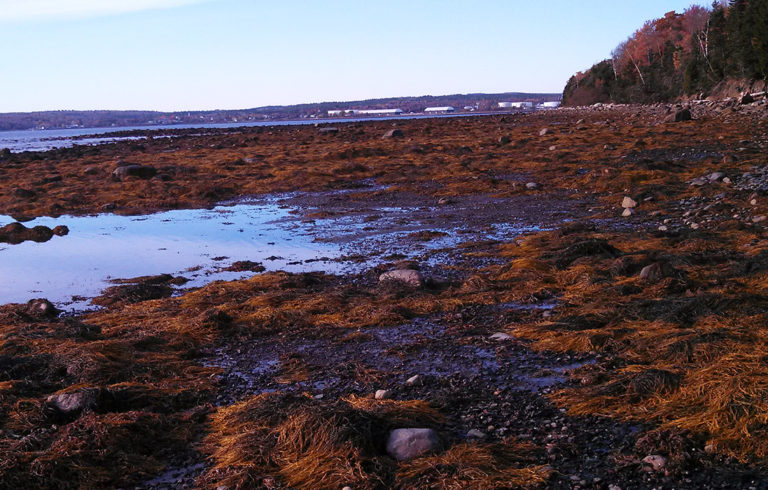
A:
[498,101,534,109]
[539,101,561,109]
[327,109,403,116]
[424,106,455,113]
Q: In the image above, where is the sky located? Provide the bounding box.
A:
[0,0,710,113]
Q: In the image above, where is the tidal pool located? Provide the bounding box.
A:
[0,190,562,311]
[0,200,344,309]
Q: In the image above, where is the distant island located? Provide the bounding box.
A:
[0,92,561,131]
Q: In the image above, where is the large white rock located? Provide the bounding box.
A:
[621,196,638,209]
[386,428,439,460]
[379,269,423,287]
[374,389,392,400]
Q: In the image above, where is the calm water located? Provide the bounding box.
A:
[0,191,547,310]
[0,113,491,153]
[0,200,344,310]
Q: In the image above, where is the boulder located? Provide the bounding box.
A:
[112,165,157,181]
[405,375,421,386]
[374,389,392,400]
[539,128,553,136]
[386,428,439,460]
[642,454,667,471]
[52,225,69,236]
[670,109,692,122]
[46,389,99,417]
[0,222,55,244]
[26,298,59,318]
[741,93,755,105]
[379,269,423,287]
[708,172,725,182]
[490,332,513,341]
[498,135,511,144]
[382,129,404,139]
[639,262,677,284]
[526,182,539,190]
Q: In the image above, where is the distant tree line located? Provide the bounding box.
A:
[0,92,561,132]
[563,0,768,105]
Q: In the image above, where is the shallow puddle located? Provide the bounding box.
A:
[0,200,345,309]
[0,189,575,311]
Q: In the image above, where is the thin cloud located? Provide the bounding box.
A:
[0,0,209,22]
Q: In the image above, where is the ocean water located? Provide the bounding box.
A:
[0,113,488,153]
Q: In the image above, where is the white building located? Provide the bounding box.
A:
[327,109,403,116]
[539,101,561,109]
[498,101,533,109]
[424,106,455,113]
[353,109,403,115]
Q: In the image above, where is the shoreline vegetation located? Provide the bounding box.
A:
[564,2,768,106]
[2,102,768,488]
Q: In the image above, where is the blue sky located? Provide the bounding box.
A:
[0,0,709,112]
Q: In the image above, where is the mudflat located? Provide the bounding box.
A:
[2,104,768,489]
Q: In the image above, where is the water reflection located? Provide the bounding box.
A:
[0,202,343,309]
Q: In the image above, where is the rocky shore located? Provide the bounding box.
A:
[1,104,768,489]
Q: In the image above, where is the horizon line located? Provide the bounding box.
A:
[0,90,564,116]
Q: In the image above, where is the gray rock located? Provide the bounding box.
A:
[466,429,486,439]
[489,332,513,341]
[689,177,708,186]
[405,375,421,386]
[622,208,633,217]
[539,128,553,136]
[708,172,725,182]
[375,389,392,400]
[386,428,439,460]
[666,109,692,122]
[379,269,423,287]
[526,182,539,190]
[46,389,99,416]
[639,262,676,284]
[382,129,404,139]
